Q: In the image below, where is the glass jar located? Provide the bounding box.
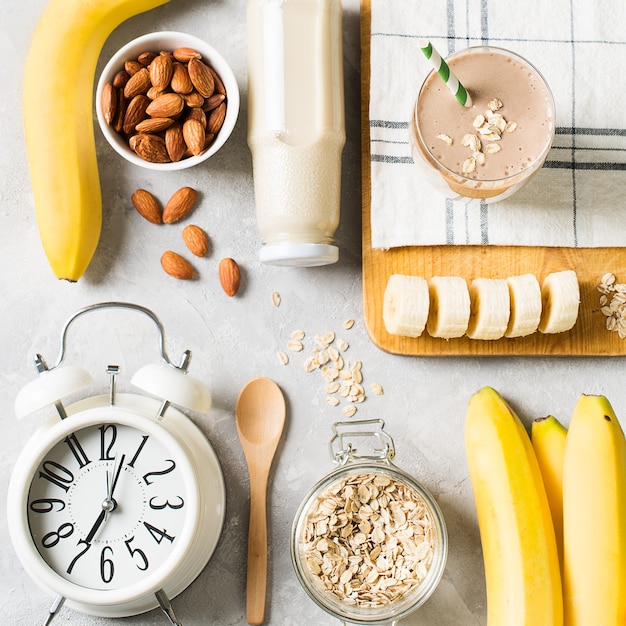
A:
[291,420,447,625]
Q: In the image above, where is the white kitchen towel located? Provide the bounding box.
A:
[369,0,626,248]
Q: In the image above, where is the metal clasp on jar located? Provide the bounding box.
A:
[329,419,396,466]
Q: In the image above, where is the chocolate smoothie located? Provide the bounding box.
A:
[411,47,554,200]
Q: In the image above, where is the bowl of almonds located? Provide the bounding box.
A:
[96,31,239,170]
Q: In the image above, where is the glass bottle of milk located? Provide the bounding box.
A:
[247,0,345,266]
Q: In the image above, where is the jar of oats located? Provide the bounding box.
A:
[290,419,447,624]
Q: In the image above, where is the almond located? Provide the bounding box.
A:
[182,91,205,108]
[163,186,198,223]
[138,51,157,66]
[135,117,175,133]
[131,189,162,224]
[165,122,186,162]
[182,224,209,257]
[188,58,215,97]
[208,65,226,96]
[183,118,206,156]
[173,47,202,63]
[131,133,170,163]
[123,95,150,135]
[146,92,185,118]
[203,93,225,112]
[219,258,241,297]
[207,102,226,135]
[149,54,173,91]
[112,69,130,89]
[101,82,117,125]
[161,251,195,280]
[187,107,207,129]
[124,59,144,76]
[124,67,151,98]
[171,62,194,94]
[113,92,128,134]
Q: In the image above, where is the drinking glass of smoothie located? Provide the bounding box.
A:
[409,46,555,202]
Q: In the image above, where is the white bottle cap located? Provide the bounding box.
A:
[259,243,339,267]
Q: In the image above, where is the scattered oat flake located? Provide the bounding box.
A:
[488,98,503,111]
[326,382,340,394]
[323,331,335,345]
[326,396,340,406]
[437,133,453,146]
[371,383,384,395]
[291,329,305,340]
[343,319,355,330]
[505,120,517,133]
[287,340,304,352]
[485,143,501,154]
[336,338,349,351]
[599,272,626,338]
[472,114,485,128]
[342,405,357,417]
[277,350,289,365]
[271,291,281,307]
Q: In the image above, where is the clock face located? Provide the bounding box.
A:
[26,421,189,591]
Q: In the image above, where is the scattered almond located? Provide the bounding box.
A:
[163,187,198,223]
[131,189,162,224]
[171,62,194,94]
[182,224,209,257]
[173,47,202,63]
[219,257,241,296]
[207,102,226,135]
[161,250,195,280]
[123,95,150,135]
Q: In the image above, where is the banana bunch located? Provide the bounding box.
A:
[467,389,626,625]
[384,269,580,340]
[23,0,171,281]
[465,387,563,625]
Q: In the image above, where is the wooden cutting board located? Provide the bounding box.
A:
[360,0,626,356]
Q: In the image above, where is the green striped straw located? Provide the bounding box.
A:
[419,39,473,107]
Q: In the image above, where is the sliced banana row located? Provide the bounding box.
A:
[383,269,580,340]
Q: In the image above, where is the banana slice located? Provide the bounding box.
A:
[467,278,511,340]
[538,269,580,334]
[383,274,429,337]
[426,276,471,338]
[505,274,542,338]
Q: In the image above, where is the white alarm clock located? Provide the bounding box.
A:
[7,302,226,625]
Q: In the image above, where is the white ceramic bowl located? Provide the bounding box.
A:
[96,31,239,171]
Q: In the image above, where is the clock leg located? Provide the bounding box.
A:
[155,589,183,626]
[43,594,65,625]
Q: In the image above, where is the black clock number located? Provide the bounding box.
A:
[127,435,149,468]
[100,546,114,583]
[143,522,175,544]
[39,461,74,492]
[64,433,91,468]
[66,539,92,574]
[124,536,149,571]
[41,522,74,548]
[149,495,184,510]
[99,424,117,460]
[30,498,66,513]
[142,458,176,485]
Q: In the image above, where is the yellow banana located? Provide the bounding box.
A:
[531,415,567,575]
[23,0,171,281]
[465,387,562,626]
[562,394,626,626]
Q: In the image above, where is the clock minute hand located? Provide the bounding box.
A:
[83,454,126,543]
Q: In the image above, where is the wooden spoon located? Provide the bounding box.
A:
[235,377,286,625]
